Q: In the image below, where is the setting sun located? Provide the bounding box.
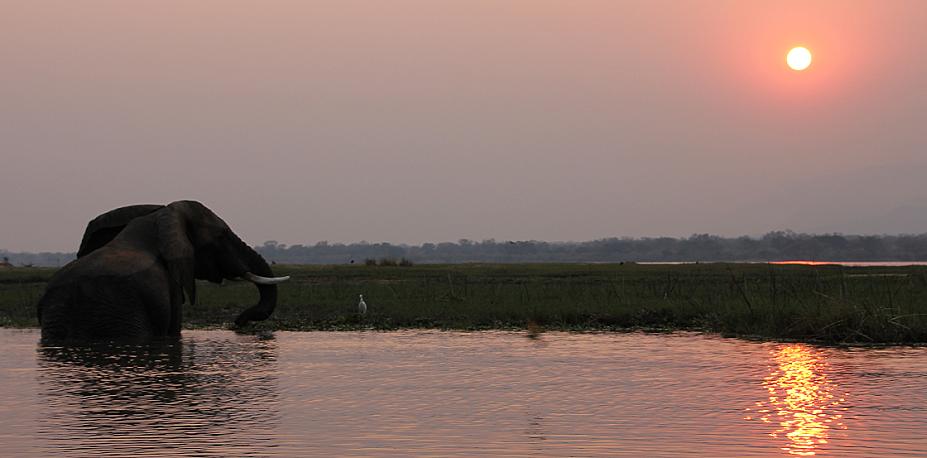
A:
[787,46,813,71]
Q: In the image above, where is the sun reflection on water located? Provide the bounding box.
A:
[749,345,847,456]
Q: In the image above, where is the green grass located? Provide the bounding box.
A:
[4,263,927,344]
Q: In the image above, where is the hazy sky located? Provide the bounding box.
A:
[3,1,926,251]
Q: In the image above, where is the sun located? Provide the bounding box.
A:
[787,47,812,71]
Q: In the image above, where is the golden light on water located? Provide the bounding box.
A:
[769,260,832,266]
[751,345,848,456]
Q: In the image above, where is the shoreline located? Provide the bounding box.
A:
[5,263,927,345]
[5,323,927,348]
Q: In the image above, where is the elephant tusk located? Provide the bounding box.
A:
[243,272,290,285]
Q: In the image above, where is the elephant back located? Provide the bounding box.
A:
[78,204,165,257]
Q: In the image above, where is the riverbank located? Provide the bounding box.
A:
[3,263,927,344]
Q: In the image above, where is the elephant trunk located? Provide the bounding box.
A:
[232,238,280,326]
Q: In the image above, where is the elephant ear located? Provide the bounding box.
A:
[77,204,165,257]
[156,208,196,306]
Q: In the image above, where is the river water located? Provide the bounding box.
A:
[0,329,925,457]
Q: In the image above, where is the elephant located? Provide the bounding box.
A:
[37,200,289,342]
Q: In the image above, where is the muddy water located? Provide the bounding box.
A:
[1,329,925,456]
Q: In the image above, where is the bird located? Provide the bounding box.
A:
[358,294,367,315]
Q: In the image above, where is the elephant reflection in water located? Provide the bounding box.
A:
[36,335,281,456]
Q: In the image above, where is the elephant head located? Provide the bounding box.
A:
[73,200,288,329]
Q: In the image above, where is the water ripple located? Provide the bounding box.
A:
[0,329,925,456]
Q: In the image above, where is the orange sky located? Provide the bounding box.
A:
[2,1,926,251]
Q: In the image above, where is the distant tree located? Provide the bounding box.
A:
[242,233,927,265]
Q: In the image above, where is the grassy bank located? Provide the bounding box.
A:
[3,263,927,344]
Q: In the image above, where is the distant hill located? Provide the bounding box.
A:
[253,232,927,265]
[6,231,927,267]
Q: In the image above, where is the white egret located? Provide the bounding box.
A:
[358,294,367,314]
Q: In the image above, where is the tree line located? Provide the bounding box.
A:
[5,231,927,267]
[254,231,927,264]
